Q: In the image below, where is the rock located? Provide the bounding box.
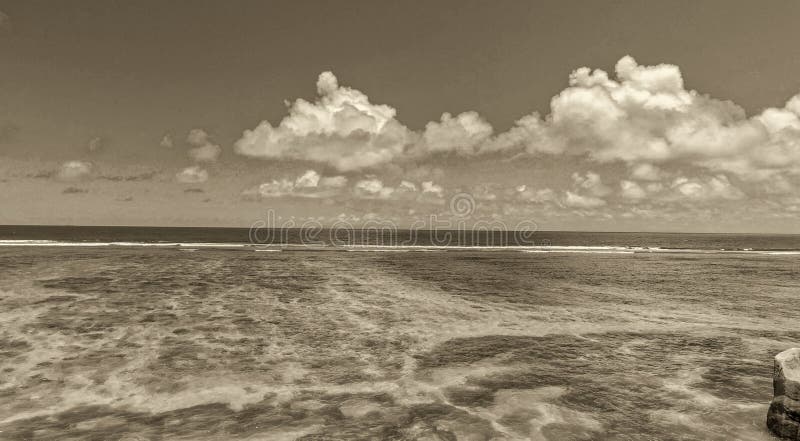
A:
[768,348,800,440]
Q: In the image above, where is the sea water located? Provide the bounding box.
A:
[0,227,797,440]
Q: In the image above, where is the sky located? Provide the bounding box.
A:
[2,0,800,232]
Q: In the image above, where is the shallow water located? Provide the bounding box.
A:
[0,247,796,440]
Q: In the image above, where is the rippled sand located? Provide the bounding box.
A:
[0,248,797,440]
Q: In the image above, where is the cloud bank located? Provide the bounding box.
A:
[234,58,800,187]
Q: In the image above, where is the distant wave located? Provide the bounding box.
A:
[1,239,799,254]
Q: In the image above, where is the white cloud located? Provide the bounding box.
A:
[57,161,93,181]
[564,191,606,209]
[354,178,395,199]
[669,175,744,201]
[572,171,611,196]
[254,179,295,198]
[398,180,418,192]
[235,72,414,171]
[245,170,347,199]
[620,180,647,201]
[491,56,800,185]
[421,181,444,197]
[187,129,221,163]
[294,169,320,188]
[416,111,493,156]
[176,166,208,184]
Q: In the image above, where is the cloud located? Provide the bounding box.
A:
[235,72,415,171]
[491,56,800,186]
[668,175,745,201]
[563,191,606,209]
[232,58,800,201]
[421,181,444,197]
[353,178,395,199]
[630,163,664,181]
[160,134,174,148]
[244,169,346,199]
[62,187,88,194]
[57,161,93,181]
[398,180,418,192]
[187,129,221,162]
[415,111,493,156]
[294,169,320,188]
[620,180,647,201]
[176,166,208,184]
[572,171,611,196]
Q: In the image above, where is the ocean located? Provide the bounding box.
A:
[0,226,798,440]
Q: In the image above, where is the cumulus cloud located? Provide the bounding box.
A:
[294,169,320,188]
[491,56,800,187]
[564,191,606,209]
[176,166,208,184]
[187,129,221,163]
[57,161,93,181]
[235,72,414,171]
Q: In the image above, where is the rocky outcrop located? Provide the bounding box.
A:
[768,348,800,440]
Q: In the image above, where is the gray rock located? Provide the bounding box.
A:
[768,348,800,440]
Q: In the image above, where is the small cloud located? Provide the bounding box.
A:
[421,181,444,198]
[295,170,320,188]
[572,171,611,197]
[620,180,647,201]
[160,134,174,148]
[188,144,222,162]
[57,161,93,181]
[354,178,395,199]
[62,186,88,194]
[564,191,606,209]
[176,166,208,184]
[186,129,221,162]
